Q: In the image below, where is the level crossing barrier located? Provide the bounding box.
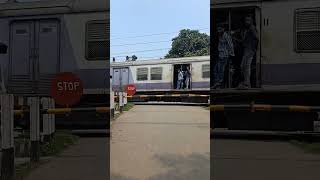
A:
[211,104,320,112]
[0,95,109,179]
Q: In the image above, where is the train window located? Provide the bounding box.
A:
[86,20,109,60]
[150,67,162,80]
[295,9,320,52]
[137,68,148,81]
[202,64,210,78]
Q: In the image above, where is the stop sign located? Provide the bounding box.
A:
[126,84,136,96]
[50,72,83,106]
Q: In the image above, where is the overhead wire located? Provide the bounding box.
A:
[110,28,209,40]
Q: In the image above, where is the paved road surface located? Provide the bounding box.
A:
[212,139,320,180]
[110,105,210,180]
[25,138,109,180]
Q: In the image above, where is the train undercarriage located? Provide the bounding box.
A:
[130,90,210,104]
[211,90,320,132]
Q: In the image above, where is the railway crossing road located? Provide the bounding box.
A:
[212,139,320,180]
[110,105,210,180]
[24,138,109,180]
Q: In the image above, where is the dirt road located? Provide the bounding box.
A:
[212,139,320,180]
[110,105,210,180]
[25,138,109,180]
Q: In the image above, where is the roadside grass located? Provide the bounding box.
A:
[40,131,79,156]
[112,103,134,121]
[112,113,121,121]
[204,106,210,110]
[123,103,134,111]
[14,161,46,180]
[14,131,78,179]
[290,140,320,154]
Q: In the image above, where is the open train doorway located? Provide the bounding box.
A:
[173,64,191,90]
[212,7,261,88]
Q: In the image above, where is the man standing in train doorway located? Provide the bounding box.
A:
[212,23,234,89]
[237,15,259,89]
[185,67,191,89]
[177,69,184,89]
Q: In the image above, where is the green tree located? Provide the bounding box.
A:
[165,29,210,58]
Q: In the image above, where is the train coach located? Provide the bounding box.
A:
[0,0,109,130]
[211,0,320,132]
[111,56,210,95]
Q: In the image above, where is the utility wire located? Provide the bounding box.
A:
[111,48,170,56]
[111,28,209,40]
[111,40,171,47]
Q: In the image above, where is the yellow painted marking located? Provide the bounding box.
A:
[199,95,209,97]
[210,105,225,111]
[171,94,181,97]
[289,105,311,112]
[96,107,110,113]
[155,95,165,97]
[139,95,148,98]
[47,108,72,114]
[253,104,272,111]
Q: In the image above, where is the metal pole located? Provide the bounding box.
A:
[41,97,50,142]
[50,98,55,137]
[1,94,14,180]
[110,90,114,119]
[119,92,123,113]
[28,97,40,162]
[123,92,127,105]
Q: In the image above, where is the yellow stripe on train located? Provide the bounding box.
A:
[288,105,311,112]
[210,105,225,111]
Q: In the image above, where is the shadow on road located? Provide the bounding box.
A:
[110,174,139,180]
[149,153,210,180]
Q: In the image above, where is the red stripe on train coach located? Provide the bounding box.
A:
[50,72,84,107]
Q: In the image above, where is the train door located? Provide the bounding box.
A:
[9,21,35,94]
[120,68,129,87]
[36,19,60,94]
[112,68,129,91]
[173,64,191,90]
[9,19,60,94]
[212,7,261,88]
[112,68,121,91]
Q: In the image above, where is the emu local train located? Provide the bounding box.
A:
[211,0,320,132]
[111,56,210,93]
[0,0,109,129]
[212,0,320,90]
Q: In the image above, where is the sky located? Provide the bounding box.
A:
[111,0,210,61]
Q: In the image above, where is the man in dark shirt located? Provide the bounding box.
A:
[238,15,259,89]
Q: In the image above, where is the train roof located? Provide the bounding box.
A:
[111,56,210,67]
[0,0,108,17]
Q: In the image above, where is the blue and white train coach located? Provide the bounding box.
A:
[111,56,210,94]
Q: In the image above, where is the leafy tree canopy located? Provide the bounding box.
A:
[165,29,210,58]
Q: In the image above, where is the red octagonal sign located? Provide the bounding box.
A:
[50,72,83,107]
[126,84,136,96]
